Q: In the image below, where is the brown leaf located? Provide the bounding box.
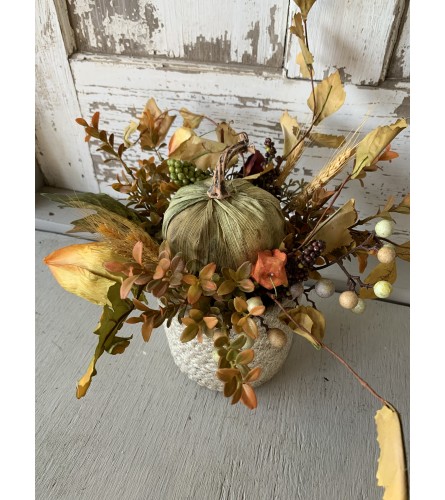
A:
[203,316,218,329]
[279,306,325,348]
[309,133,346,149]
[138,97,176,149]
[240,383,258,410]
[359,261,397,300]
[179,107,204,129]
[244,366,261,383]
[395,241,410,262]
[312,199,357,252]
[235,349,254,365]
[375,405,408,500]
[217,280,236,296]
[180,324,199,343]
[242,317,258,339]
[216,368,239,383]
[352,119,407,178]
[280,111,300,157]
[289,12,304,38]
[295,0,317,19]
[234,296,248,313]
[308,71,346,125]
[141,315,155,342]
[187,284,202,304]
[224,377,237,397]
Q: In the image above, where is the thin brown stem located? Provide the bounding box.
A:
[267,293,388,406]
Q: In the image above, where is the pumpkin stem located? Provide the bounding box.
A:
[207,132,253,199]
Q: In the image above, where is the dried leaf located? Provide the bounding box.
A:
[360,261,397,300]
[395,241,410,262]
[218,280,236,296]
[216,368,239,383]
[352,119,407,178]
[289,12,304,38]
[279,306,325,348]
[375,405,408,500]
[138,97,176,149]
[241,383,258,410]
[312,199,357,252]
[235,349,254,365]
[76,283,133,398]
[280,111,300,156]
[244,366,261,383]
[179,107,204,129]
[123,120,139,147]
[309,133,345,148]
[294,0,317,19]
[308,70,346,125]
[44,242,122,305]
[180,324,199,343]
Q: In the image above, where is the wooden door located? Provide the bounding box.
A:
[36,0,409,238]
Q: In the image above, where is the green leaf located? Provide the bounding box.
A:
[352,119,407,179]
[180,324,199,343]
[76,283,133,398]
[307,70,346,125]
[217,280,236,296]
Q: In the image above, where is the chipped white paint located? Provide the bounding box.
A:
[36,0,98,192]
[36,231,409,500]
[285,0,406,85]
[66,0,288,66]
[388,3,410,79]
[69,53,410,239]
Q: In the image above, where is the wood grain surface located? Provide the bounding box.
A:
[36,231,409,500]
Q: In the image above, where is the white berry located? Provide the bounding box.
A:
[375,220,394,238]
[267,328,287,348]
[339,291,359,309]
[373,280,392,298]
[377,246,396,264]
[315,279,335,298]
[290,282,304,299]
[351,298,366,314]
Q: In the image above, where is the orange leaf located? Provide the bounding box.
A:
[236,349,254,365]
[244,367,261,383]
[241,383,258,410]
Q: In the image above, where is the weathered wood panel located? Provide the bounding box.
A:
[66,0,289,67]
[36,231,409,500]
[285,0,407,85]
[388,2,410,80]
[69,53,410,238]
[36,0,98,192]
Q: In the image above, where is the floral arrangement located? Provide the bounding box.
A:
[43,1,409,496]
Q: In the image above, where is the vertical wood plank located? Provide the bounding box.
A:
[387,3,410,79]
[36,0,98,192]
[285,0,406,85]
[66,0,289,67]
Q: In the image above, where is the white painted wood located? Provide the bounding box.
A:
[69,53,410,239]
[66,0,289,67]
[36,230,409,500]
[36,0,98,192]
[388,3,410,80]
[285,0,406,85]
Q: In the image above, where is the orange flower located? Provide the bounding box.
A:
[251,249,288,289]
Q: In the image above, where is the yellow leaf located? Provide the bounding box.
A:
[216,122,239,146]
[76,358,95,398]
[280,111,300,156]
[352,119,407,178]
[44,242,121,305]
[296,51,313,79]
[279,306,325,348]
[309,133,345,148]
[312,199,357,252]
[289,12,304,38]
[294,0,317,20]
[179,107,204,129]
[308,70,346,125]
[360,261,397,300]
[375,405,408,500]
[168,127,232,170]
[123,120,139,147]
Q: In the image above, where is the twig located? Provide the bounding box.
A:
[267,293,388,406]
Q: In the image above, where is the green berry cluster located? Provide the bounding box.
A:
[167,159,210,187]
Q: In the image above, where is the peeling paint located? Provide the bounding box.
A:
[394,96,410,120]
[183,34,231,63]
[242,21,259,65]
[266,6,284,67]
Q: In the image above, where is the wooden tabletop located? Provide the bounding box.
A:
[36,231,409,500]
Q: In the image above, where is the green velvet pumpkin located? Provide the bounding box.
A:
[162,178,285,271]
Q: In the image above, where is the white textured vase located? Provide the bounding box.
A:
[164,305,294,391]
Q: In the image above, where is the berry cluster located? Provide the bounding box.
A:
[167,159,210,187]
[264,138,277,161]
[286,239,326,283]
